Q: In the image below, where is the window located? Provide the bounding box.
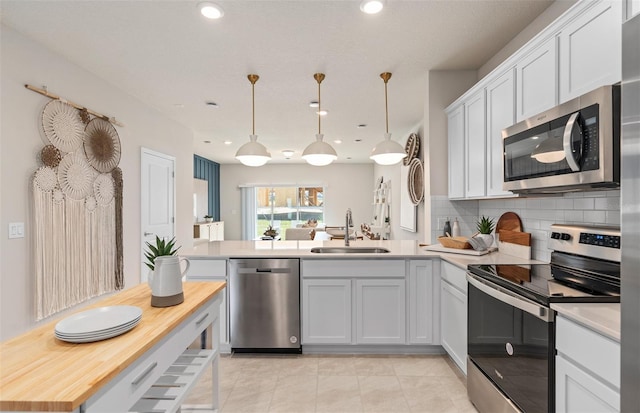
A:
[255,186,324,239]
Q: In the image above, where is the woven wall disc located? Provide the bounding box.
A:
[84,118,121,173]
[85,195,97,212]
[94,173,115,205]
[403,133,420,166]
[42,100,85,153]
[408,158,424,205]
[58,152,94,200]
[40,145,62,168]
[33,166,58,192]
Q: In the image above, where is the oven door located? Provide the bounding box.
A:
[466,273,555,413]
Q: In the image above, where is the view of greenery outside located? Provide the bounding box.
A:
[255,186,324,239]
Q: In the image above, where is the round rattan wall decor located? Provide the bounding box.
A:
[408,158,424,205]
[57,152,95,200]
[403,133,420,166]
[33,166,58,193]
[84,118,121,173]
[94,173,115,205]
[41,100,85,153]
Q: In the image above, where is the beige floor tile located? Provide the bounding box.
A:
[222,388,273,413]
[318,356,359,376]
[269,375,318,412]
[359,376,410,413]
[232,373,279,396]
[276,356,319,377]
[353,357,396,376]
[316,376,363,412]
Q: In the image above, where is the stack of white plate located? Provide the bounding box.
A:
[54,305,142,343]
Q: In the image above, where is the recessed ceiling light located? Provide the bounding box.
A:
[309,101,319,108]
[282,150,295,157]
[347,157,352,160]
[206,101,218,108]
[199,2,224,19]
[316,110,328,116]
[357,124,367,128]
[224,140,232,145]
[355,139,362,142]
[204,140,212,144]
[334,139,342,144]
[360,0,385,14]
[173,103,185,108]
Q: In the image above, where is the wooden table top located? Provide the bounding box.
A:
[0,281,225,412]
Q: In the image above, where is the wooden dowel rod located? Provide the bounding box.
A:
[24,84,124,127]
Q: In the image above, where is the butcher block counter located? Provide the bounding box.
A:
[0,281,225,412]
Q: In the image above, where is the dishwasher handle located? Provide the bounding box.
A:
[237,267,292,274]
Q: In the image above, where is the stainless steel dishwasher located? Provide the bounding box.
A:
[229,258,300,353]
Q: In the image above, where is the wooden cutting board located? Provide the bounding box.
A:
[495,212,523,233]
[498,229,531,246]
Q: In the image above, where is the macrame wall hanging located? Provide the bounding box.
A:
[29,85,124,320]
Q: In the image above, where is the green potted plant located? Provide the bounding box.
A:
[476,216,495,247]
[144,236,189,307]
[144,236,180,271]
[203,214,213,223]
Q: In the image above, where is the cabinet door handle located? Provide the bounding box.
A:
[131,361,157,386]
[195,313,209,326]
[143,232,154,236]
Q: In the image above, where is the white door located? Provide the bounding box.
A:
[141,148,176,280]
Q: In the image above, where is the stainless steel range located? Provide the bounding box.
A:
[466,224,621,413]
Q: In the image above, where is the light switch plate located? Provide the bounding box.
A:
[8,222,25,239]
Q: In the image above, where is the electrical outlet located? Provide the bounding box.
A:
[437,217,447,230]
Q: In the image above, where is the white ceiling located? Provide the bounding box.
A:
[0,0,554,164]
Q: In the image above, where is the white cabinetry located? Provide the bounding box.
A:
[464,90,487,198]
[559,1,623,102]
[440,261,467,374]
[516,36,557,122]
[302,279,352,344]
[556,315,620,412]
[355,279,405,344]
[194,221,224,241]
[447,105,465,199]
[186,259,229,351]
[408,260,439,344]
[630,0,640,18]
[486,69,516,197]
[301,259,408,346]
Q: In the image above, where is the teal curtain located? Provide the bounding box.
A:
[193,155,220,220]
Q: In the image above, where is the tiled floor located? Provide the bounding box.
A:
[184,354,478,413]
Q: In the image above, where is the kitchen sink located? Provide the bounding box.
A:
[310,247,391,254]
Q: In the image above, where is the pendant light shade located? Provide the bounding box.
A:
[235,74,271,167]
[370,72,407,165]
[302,73,337,166]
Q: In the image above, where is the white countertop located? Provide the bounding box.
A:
[551,302,621,342]
[182,240,544,268]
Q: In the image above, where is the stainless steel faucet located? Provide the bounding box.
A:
[345,208,353,246]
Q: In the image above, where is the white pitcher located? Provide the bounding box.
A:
[149,256,190,307]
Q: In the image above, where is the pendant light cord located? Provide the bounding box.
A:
[381,72,392,134]
[248,74,259,135]
[314,73,325,134]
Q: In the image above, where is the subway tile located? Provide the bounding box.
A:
[583,210,606,224]
[556,198,574,210]
[594,197,620,211]
[573,198,595,210]
[606,211,621,225]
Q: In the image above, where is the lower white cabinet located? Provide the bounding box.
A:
[440,261,468,374]
[185,259,229,350]
[355,279,405,344]
[408,260,438,344]
[302,279,352,344]
[301,259,408,346]
[194,221,224,241]
[555,315,620,412]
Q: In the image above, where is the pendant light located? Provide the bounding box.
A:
[370,72,407,165]
[302,73,338,166]
[235,74,271,167]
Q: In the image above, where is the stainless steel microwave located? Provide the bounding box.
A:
[502,85,620,194]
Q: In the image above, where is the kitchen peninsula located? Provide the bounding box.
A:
[0,282,225,412]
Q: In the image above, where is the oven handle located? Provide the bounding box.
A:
[563,111,582,172]
[466,273,554,323]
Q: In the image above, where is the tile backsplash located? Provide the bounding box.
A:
[430,190,620,262]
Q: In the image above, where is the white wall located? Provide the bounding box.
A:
[0,25,195,340]
[220,163,374,240]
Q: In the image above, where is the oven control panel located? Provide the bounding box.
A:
[549,224,621,263]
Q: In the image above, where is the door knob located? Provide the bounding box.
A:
[144,232,153,236]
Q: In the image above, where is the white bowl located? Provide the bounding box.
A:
[326,227,356,238]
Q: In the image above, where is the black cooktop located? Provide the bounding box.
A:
[467,262,620,307]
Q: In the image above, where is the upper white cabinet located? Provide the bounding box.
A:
[516,36,557,122]
[464,90,487,198]
[486,69,516,197]
[446,0,624,200]
[630,0,640,18]
[559,0,623,102]
[447,105,465,199]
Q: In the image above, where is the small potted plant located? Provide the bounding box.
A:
[144,236,189,307]
[203,215,213,223]
[476,216,495,247]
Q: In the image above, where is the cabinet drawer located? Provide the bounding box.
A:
[556,315,620,388]
[302,260,405,278]
[85,297,220,412]
[187,259,227,279]
[440,262,468,294]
